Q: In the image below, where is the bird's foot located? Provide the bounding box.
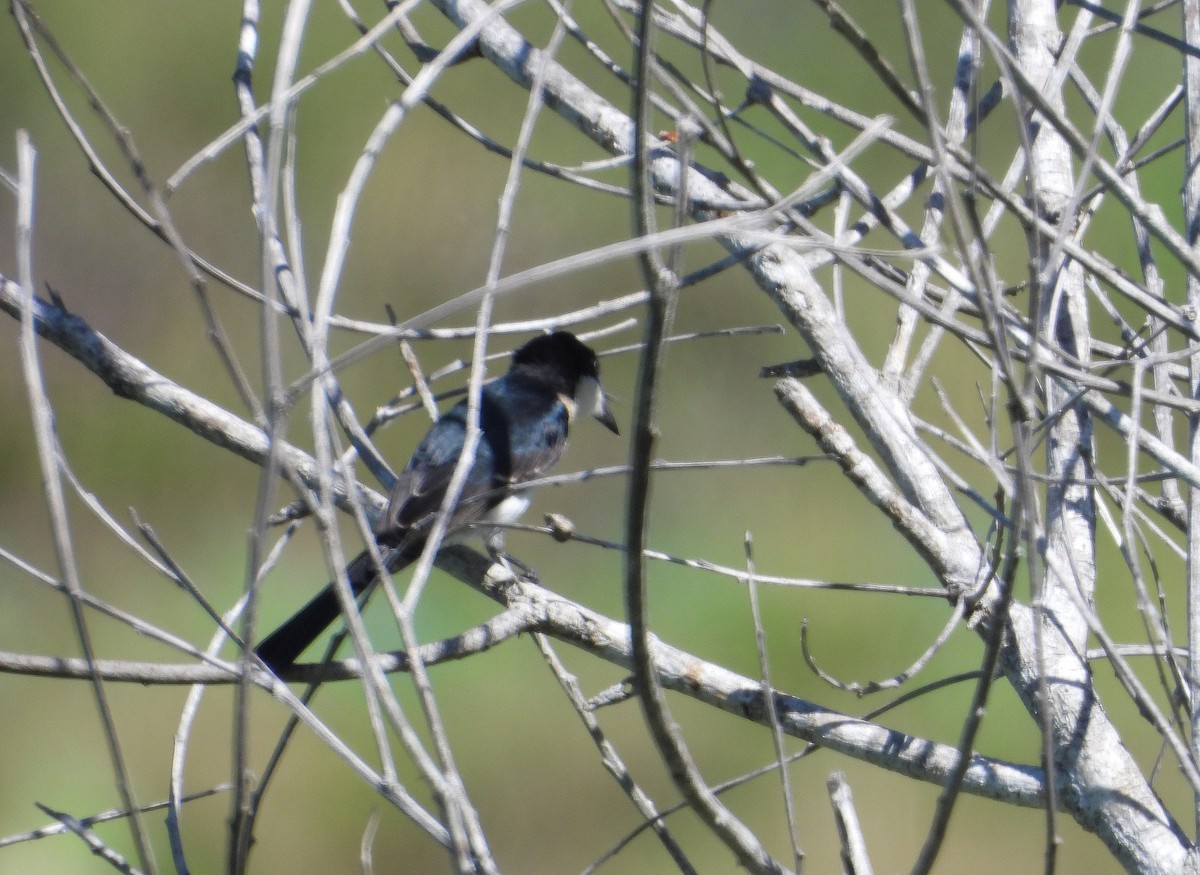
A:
[487,547,540,585]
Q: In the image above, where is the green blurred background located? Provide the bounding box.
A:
[0,1,1187,872]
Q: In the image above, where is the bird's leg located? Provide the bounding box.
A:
[484,530,540,584]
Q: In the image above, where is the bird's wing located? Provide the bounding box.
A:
[376,382,570,543]
[377,407,474,540]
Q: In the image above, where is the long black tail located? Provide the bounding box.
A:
[254,543,417,672]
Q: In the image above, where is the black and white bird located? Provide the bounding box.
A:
[255,331,618,671]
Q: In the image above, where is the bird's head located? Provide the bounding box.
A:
[511,332,619,435]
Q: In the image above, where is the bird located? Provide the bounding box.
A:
[254,331,619,672]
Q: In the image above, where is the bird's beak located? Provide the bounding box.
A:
[595,391,619,435]
[578,376,619,435]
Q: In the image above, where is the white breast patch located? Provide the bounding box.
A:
[485,491,533,526]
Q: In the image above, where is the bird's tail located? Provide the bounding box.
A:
[254,542,418,672]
